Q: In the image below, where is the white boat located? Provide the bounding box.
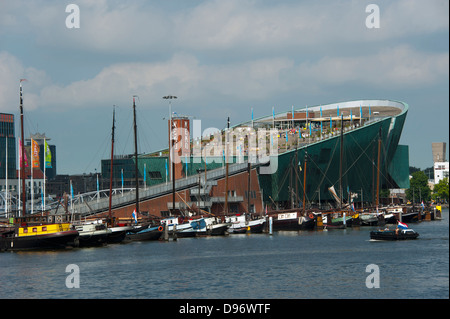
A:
[74,220,111,247]
[160,216,230,237]
[359,213,379,226]
[204,216,231,236]
[225,214,266,234]
[161,216,196,237]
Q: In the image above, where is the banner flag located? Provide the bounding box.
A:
[19,139,29,168]
[31,138,40,168]
[44,139,52,168]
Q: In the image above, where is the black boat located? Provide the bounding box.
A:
[1,222,79,251]
[74,222,110,247]
[122,97,163,242]
[400,211,420,223]
[370,228,419,241]
[126,225,163,241]
[271,212,316,231]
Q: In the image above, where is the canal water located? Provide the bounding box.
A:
[1,210,448,300]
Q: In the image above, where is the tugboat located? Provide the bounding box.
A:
[0,80,79,252]
[0,216,79,251]
[370,221,419,241]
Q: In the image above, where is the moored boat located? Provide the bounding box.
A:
[271,211,315,231]
[323,212,354,228]
[399,211,419,223]
[126,225,163,241]
[160,216,196,238]
[204,216,231,236]
[1,221,79,251]
[74,220,111,247]
[107,224,134,244]
[0,81,79,252]
[360,213,379,226]
[225,214,266,234]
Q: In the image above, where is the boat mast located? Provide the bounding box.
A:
[108,106,116,226]
[5,134,8,217]
[19,79,26,216]
[224,117,230,215]
[133,96,139,215]
[339,113,344,211]
[302,152,307,215]
[376,128,381,210]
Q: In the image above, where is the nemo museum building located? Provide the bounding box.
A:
[86,99,410,220]
[247,99,410,210]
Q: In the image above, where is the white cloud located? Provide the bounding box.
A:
[3,0,447,56]
[1,44,447,113]
[1,1,447,113]
[34,54,294,110]
[0,51,50,112]
[297,45,449,89]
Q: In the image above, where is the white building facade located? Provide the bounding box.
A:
[434,161,449,184]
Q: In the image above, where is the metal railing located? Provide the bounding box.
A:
[48,162,251,217]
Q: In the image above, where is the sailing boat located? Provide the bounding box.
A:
[269,150,315,231]
[125,96,163,241]
[73,218,111,247]
[322,114,356,229]
[104,106,134,244]
[1,79,79,251]
[221,116,266,233]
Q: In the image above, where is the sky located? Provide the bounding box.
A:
[0,0,448,175]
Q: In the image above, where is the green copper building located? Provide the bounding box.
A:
[250,99,410,209]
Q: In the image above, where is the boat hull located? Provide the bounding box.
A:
[126,226,163,241]
[107,226,134,244]
[1,230,79,251]
[370,229,419,241]
[207,224,230,236]
[272,217,315,231]
[230,221,266,234]
[78,231,109,247]
[400,212,419,223]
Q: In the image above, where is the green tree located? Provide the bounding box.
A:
[433,177,449,202]
[406,171,432,203]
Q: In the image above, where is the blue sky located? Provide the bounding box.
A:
[0,0,448,174]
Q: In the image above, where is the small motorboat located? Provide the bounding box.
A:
[370,228,419,240]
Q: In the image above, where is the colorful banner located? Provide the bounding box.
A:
[44,140,52,168]
[19,139,29,168]
[31,138,40,168]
